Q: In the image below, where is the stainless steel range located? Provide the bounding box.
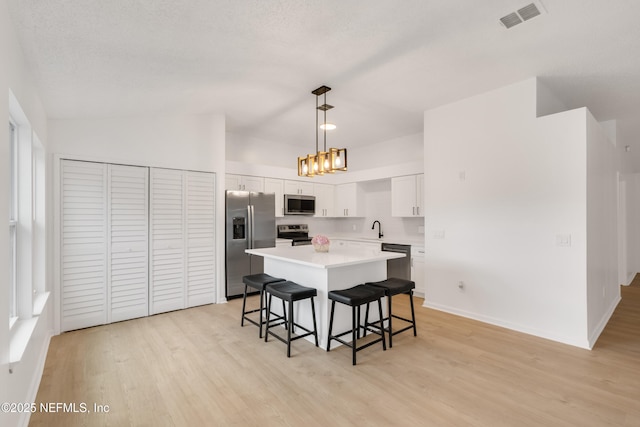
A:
[277,224,312,246]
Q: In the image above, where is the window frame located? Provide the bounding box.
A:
[9,119,18,327]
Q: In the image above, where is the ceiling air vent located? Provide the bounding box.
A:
[499,2,545,29]
[500,12,522,29]
[517,3,541,21]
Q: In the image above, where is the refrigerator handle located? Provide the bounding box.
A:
[248,204,255,249]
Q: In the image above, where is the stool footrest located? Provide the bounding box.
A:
[267,322,316,345]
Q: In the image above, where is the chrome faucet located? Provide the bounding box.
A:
[372,220,383,239]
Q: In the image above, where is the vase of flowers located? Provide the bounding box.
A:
[311,235,330,252]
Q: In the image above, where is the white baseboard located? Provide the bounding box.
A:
[19,329,53,427]
[624,272,637,286]
[588,296,621,349]
[422,300,591,349]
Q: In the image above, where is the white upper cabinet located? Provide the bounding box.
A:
[225,174,264,192]
[313,183,335,217]
[284,180,314,195]
[334,183,364,217]
[391,174,424,217]
[264,178,285,217]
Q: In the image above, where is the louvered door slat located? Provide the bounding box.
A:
[61,160,108,332]
[108,164,149,323]
[150,168,185,314]
[186,171,216,307]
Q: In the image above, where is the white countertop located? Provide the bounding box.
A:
[326,235,425,247]
[246,245,405,269]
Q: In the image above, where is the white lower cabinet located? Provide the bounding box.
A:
[331,239,380,252]
[411,246,425,297]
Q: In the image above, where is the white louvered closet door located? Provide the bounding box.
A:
[108,164,149,323]
[150,168,185,314]
[61,160,108,332]
[185,171,216,307]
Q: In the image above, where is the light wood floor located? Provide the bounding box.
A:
[31,281,640,426]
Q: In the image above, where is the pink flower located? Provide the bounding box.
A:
[311,235,330,246]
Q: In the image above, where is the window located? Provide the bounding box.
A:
[9,120,18,327]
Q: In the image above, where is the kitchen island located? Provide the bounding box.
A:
[245,245,405,349]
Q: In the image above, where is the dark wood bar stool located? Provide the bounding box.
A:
[365,278,417,348]
[264,281,319,357]
[241,273,286,338]
[327,284,387,365]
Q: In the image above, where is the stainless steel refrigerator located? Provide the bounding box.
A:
[225,191,276,298]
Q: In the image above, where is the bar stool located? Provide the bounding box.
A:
[327,284,387,365]
[365,278,417,348]
[264,281,319,357]
[241,273,286,338]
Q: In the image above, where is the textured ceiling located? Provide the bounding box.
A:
[8,0,640,161]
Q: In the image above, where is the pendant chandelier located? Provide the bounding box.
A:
[297,85,348,177]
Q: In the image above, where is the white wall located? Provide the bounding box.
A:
[226,133,299,169]
[423,78,598,348]
[1,2,52,426]
[347,133,423,171]
[226,131,424,185]
[49,113,227,316]
[586,111,620,346]
[625,174,640,280]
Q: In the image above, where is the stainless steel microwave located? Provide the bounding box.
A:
[284,194,315,215]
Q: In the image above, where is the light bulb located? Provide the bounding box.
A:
[324,159,329,168]
[335,155,341,166]
[320,123,336,130]
[314,162,318,171]
[303,163,308,173]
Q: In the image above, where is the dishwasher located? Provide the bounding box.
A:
[381,243,411,280]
